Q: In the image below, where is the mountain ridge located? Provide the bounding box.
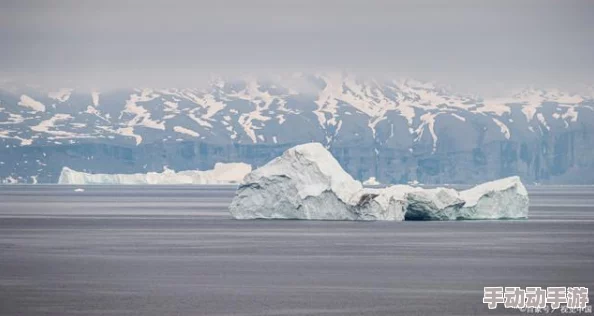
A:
[1,73,593,184]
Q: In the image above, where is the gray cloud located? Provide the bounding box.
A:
[1,0,593,93]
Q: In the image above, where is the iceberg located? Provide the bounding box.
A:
[457,176,529,219]
[229,143,529,221]
[58,163,252,185]
[404,177,529,220]
[229,143,365,220]
[229,143,416,220]
[404,188,465,220]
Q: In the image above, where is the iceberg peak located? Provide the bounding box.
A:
[245,142,362,202]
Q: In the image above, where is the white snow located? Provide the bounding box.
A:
[492,118,511,139]
[18,95,45,112]
[163,101,178,112]
[178,90,226,120]
[85,106,109,122]
[9,75,590,149]
[363,177,380,185]
[116,127,142,145]
[561,106,578,122]
[536,113,550,131]
[0,113,24,125]
[188,109,214,128]
[59,163,252,185]
[451,113,466,122]
[121,89,165,130]
[0,130,33,146]
[415,112,439,152]
[238,110,270,143]
[2,176,18,184]
[314,73,341,127]
[173,126,200,137]
[505,88,583,122]
[30,114,75,137]
[458,176,529,219]
[48,89,73,102]
[232,81,279,143]
[229,143,529,221]
[314,73,417,138]
[91,91,100,106]
[277,114,286,124]
[479,98,512,116]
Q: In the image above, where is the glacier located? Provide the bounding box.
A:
[58,163,251,185]
[229,143,529,221]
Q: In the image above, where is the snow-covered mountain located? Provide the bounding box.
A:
[1,73,593,184]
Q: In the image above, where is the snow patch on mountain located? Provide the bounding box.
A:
[1,74,592,149]
[121,89,165,130]
[561,106,578,122]
[48,89,73,102]
[0,129,32,146]
[18,95,45,112]
[536,113,550,131]
[314,73,341,127]
[231,80,289,143]
[416,112,439,152]
[91,91,100,106]
[30,114,74,137]
[451,113,466,122]
[479,98,512,116]
[492,118,511,139]
[116,127,142,145]
[180,91,226,119]
[174,126,200,137]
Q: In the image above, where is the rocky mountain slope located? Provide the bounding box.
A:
[1,73,593,184]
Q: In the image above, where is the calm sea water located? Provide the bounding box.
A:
[0,185,593,316]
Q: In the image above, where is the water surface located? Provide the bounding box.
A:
[1,185,593,315]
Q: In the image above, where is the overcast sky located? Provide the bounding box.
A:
[1,0,593,93]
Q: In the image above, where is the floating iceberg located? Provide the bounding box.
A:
[404,177,529,220]
[229,143,365,220]
[58,163,252,185]
[229,143,529,221]
[404,188,465,220]
[457,176,529,219]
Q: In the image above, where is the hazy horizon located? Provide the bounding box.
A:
[1,0,593,94]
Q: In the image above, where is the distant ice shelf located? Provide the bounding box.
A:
[58,163,252,185]
[229,143,529,221]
